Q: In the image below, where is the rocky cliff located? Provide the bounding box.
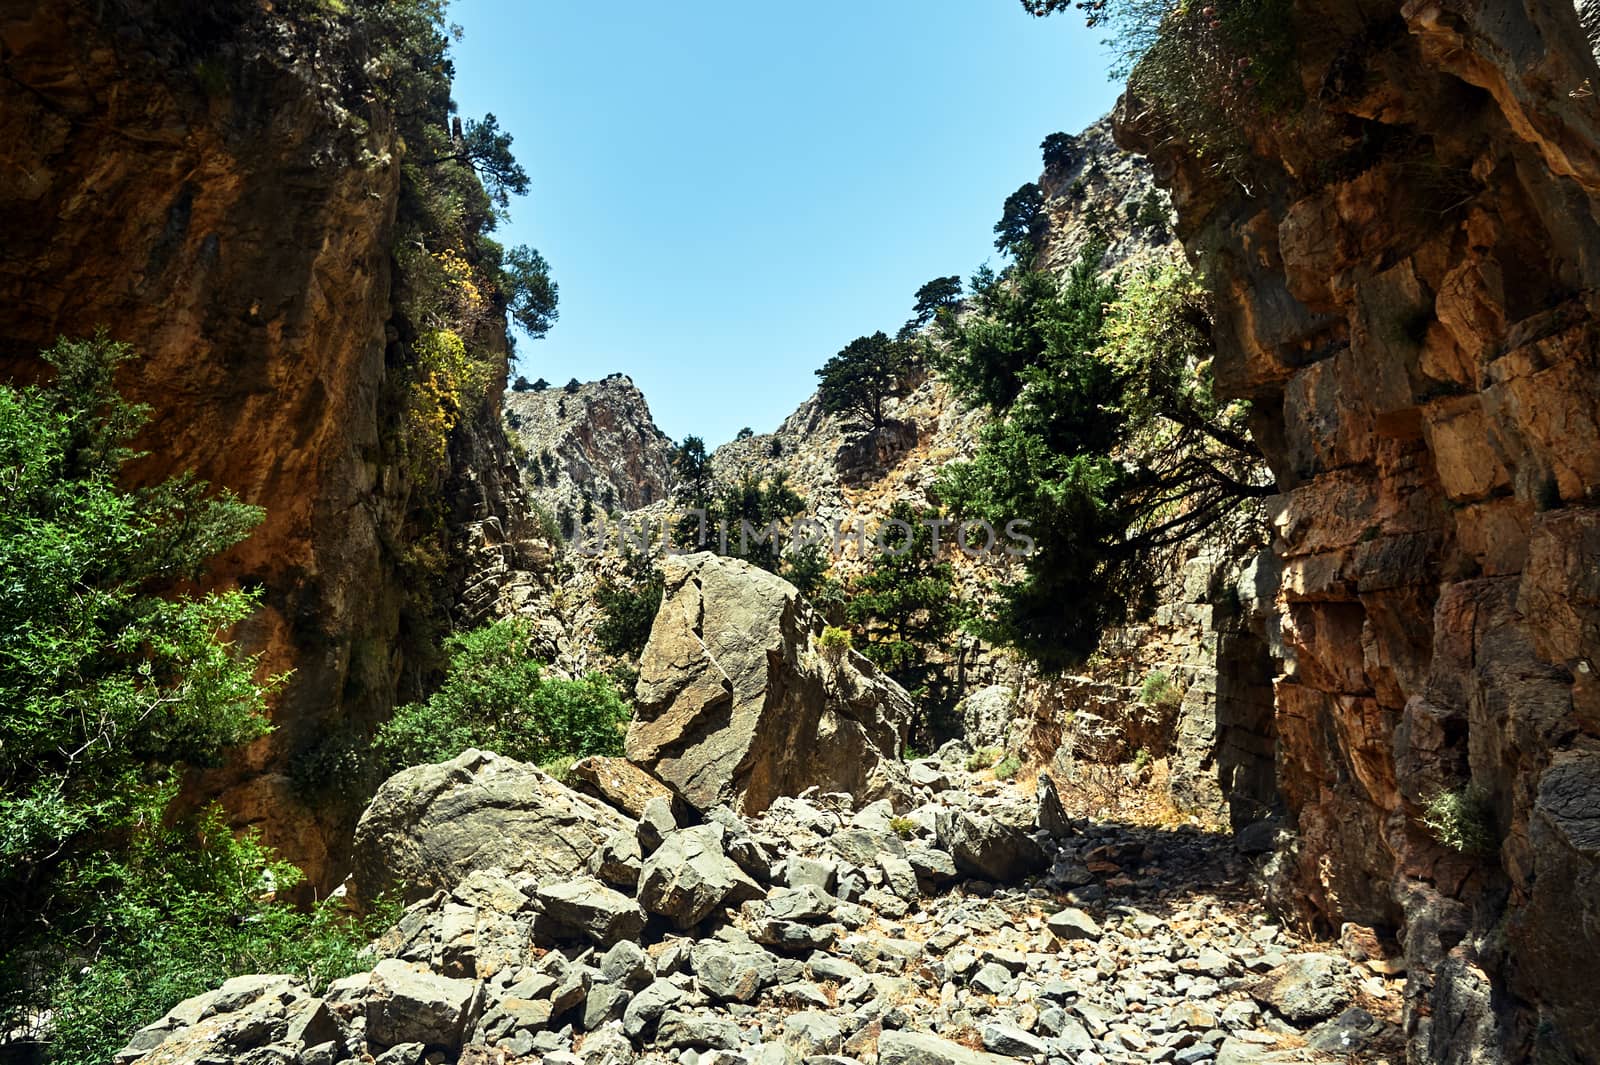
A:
[504,375,676,523]
[0,0,542,885]
[1118,0,1600,1057]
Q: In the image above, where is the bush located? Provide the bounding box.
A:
[782,543,833,601]
[994,754,1022,781]
[371,618,629,778]
[818,626,854,661]
[1138,670,1183,709]
[966,747,1004,773]
[0,336,388,1063]
[594,556,665,658]
[40,808,393,1065]
[1421,785,1497,855]
[889,817,918,840]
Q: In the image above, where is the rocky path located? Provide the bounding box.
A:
[120,746,1405,1065]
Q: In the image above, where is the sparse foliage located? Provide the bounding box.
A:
[1421,785,1497,855]
[1041,131,1077,173]
[902,276,964,338]
[594,555,666,659]
[503,245,559,340]
[673,435,712,506]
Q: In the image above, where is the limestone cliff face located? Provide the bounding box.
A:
[0,0,538,884]
[504,375,675,521]
[1119,1,1600,1057]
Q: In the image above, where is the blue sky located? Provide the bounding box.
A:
[449,0,1117,446]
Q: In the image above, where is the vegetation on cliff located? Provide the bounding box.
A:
[1021,0,1298,178]
[937,241,1269,669]
[844,501,960,708]
[0,338,382,1064]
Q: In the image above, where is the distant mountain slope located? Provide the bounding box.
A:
[504,375,675,525]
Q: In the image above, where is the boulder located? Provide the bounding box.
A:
[638,823,763,929]
[532,877,645,946]
[1035,772,1072,838]
[569,755,678,819]
[691,939,781,1002]
[599,940,654,990]
[1248,953,1352,1023]
[936,810,1048,882]
[366,959,479,1049]
[878,1030,1015,1065]
[1046,907,1102,941]
[350,749,631,904]
[115,976,314,1064]
[655,1010,744,1051]
[626,553,913,813]
[960,685,1017,749]
[637,795,678,855]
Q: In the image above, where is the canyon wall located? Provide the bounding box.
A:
[0,0,538,885]
[1119,0,1600,1058]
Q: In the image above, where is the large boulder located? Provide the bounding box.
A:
[936,810,1048,882]
[960,684,1017,749]
[569,755,679,819]
[350,749,632,904]
[878,1030,1016,1065]
[366,959,480,1050]
[532,877,646,946]
[626,552,913,814]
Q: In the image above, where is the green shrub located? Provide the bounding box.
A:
[1138,670,1183,709]
[994,754,1022,781]
[818,626,854,660]
[844,501,959,704]
[594,556,665,658]
[289,723,372,801]
[538,754,579,784]
[39,807,393,1065]
[371,617,629,778]
[1421,785,1497,855]
[889,817,918,840]
[966,747,1004,773]
[0,336,384,1063]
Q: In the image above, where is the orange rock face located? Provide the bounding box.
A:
[1120,1,1600,1058]
[0,2,534,886]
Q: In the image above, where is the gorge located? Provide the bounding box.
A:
[2,2,1598,1064]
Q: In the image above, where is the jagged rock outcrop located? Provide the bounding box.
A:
[625,552,914,813]
[0,0,543,885]
[504,375,675,520]
[1119,0,1600,1057]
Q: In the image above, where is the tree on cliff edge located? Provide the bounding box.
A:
[936,248,1272,669]
[816,331,913,432]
